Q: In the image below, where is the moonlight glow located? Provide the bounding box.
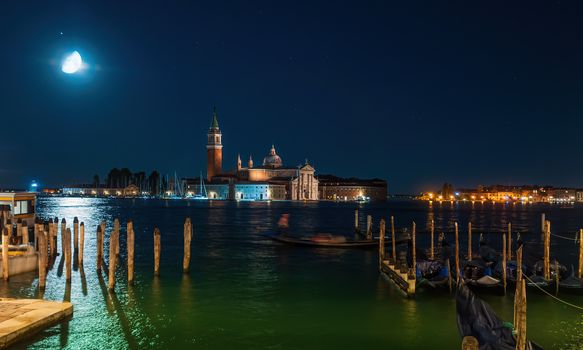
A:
[61,51,83,74]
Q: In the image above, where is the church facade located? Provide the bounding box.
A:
[199,109,319,201]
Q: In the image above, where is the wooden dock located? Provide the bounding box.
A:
[381,260,415,296]
[0,298,73,348]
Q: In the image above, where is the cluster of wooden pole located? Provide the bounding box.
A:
[97,217,193,291]
[27,217,87,290]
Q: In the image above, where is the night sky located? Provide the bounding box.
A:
[1,1,583,193]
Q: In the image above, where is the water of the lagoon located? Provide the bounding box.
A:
[1,198,582,349]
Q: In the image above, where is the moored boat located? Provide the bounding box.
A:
[266,233,407,248]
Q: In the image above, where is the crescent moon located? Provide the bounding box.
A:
[62,51,83,74]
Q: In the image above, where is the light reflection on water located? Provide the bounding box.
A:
[0,198,582,349]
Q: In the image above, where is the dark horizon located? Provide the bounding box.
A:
[2,1,583,193]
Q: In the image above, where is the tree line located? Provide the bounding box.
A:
[92,168,168,195]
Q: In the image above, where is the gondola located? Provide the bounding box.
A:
[559,266,583,295]
[456,282,543,350]
[266,233,408,248]
[416,259,451,290]
[461,259,504,294]
[460,235,504,294]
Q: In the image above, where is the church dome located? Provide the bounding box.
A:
[262,145,283,168]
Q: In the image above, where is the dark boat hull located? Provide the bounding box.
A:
[266,234,407,248]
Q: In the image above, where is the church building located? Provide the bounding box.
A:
[201,109,318,201]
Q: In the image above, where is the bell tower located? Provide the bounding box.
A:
[206,107,223,181]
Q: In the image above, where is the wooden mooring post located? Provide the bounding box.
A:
[47,219,53,256]
[430,219,435,260]
[127,220,135,285]
[467,222,472,260]
[455,222,460,283]
[96,226,103,271]
[502,233,507,294]
[79,222,84,264]
[514,245,527,350]
[543,220,551,280]
[46,218,56,254]
[65,228,72,282]
[38,229,47,290]
[366,215,372,240]
[183,218,192,273]
[73,217,79,251]
[579,228,583,279]
[541,213,545,234]
[109,228,119,290]
[390,216,396,263]
[2,227,8,281]
[354,209,359,234]
[154,228,161,276]
[507,222,512,260]
[378,219,385,270]
[411,221,416,277]
[49,218,56,257]
[61,219,66,255]
[52,219,58,257]
[514,244,523,327]
[43,229,49,268]
[461,336,479,350]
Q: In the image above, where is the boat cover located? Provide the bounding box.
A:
[456,283,542,350]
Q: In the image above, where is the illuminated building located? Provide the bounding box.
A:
[318,175,387,201]
[206,107,223,181]
[61,184,140,197]
[203,110,319,200]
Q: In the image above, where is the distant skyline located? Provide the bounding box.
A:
[2,1,583,193]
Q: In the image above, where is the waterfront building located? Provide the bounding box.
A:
[62,184,141,197]
[203,110,319,201]
[420,184,581,203]
[206,107,223,181]
[547,188,576,203]
[317,175,387,201]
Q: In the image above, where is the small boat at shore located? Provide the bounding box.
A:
[266,233,407,248]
